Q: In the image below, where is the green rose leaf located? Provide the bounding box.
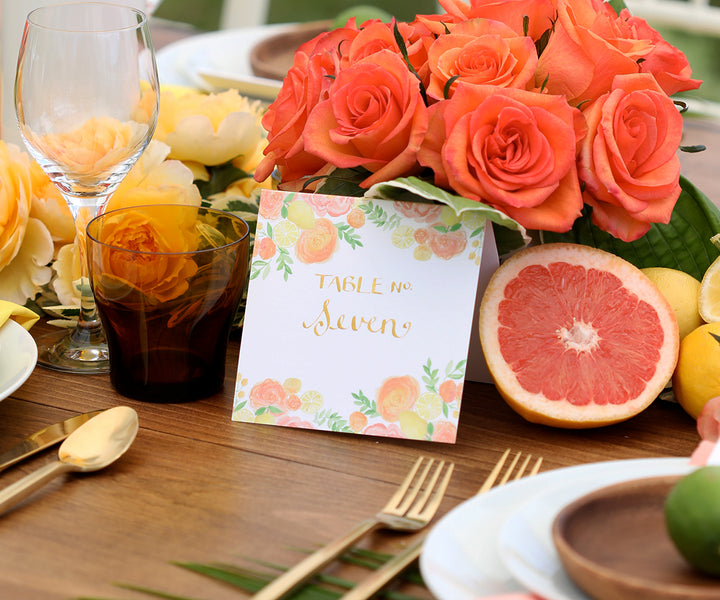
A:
[540,176,720,281]
[365,176,530,254]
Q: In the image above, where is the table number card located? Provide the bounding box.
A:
[233,189,485,442]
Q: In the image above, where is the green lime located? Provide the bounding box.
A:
[665,466,720,576]
[332,5,393,28]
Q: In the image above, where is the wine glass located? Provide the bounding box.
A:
[15,2,159,373]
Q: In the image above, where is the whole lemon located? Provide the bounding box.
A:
[642,267,703,340]
[672,322,720,418]
[665,466,720,576]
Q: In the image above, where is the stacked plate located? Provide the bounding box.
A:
[418,456,720,600]
[0,320,37,401]
[155,22,328,100]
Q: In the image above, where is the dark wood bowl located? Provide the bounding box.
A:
[552,475,720,600]
[249,21,331,81]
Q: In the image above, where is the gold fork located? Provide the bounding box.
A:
[253,456,455,600]
[339,449,543,600]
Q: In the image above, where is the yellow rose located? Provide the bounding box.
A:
[28,161,74,247]
[0,142,54,304]
[154,88,266,167]
[32,116,150,180]
[91,205,200,304]
[54,140,201,307]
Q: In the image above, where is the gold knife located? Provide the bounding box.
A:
[0,410,103,472]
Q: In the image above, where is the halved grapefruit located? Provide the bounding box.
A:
[479,243,679,428]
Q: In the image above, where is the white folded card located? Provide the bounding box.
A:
[233,189,485,442]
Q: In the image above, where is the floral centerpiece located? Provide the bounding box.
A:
[255,0,719,280]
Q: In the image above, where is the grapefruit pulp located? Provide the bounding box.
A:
[478,243,680,428]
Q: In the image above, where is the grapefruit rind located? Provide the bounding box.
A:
[479,244,680,428]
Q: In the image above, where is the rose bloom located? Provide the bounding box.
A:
[426,18,538,100]
[249,378,287,410]
[305,194,355,217]
[439,380,458,404]
[35,116,149,180]
[578,74,683,242]
[295,218,338,264]
[276,415,315,429]
[621,13,701,96]
[0,142,54,305]
[304,49,429,188]
[155,88,266,167]
[255,237,277,260]
[535,0,653,106]
[431,420,458,443]
[438,0,556,41]
[394,202,443,224]
[53,141,201,306]
[255,27,359,187]
[90,205,200,304]
[28,161,74,248]
[427,227,467,259]
[363,422,404,438]
[349,411,369,432]
[376,375,420,422]
[419,83,585,232]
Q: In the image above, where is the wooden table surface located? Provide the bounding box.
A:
[0,20,715,600]
[0,319,701,600]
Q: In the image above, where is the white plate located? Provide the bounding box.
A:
[419,457,691,600]
[0,320,38,401]
[155,24,293,98]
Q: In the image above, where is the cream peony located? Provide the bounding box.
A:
[154,88,267,167]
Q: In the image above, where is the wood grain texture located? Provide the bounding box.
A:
[0,319,700,599]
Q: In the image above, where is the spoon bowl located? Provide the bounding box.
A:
[0,406,138,515]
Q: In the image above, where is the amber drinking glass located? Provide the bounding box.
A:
[87,204,250,402]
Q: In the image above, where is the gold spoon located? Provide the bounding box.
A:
[0,406,138,515]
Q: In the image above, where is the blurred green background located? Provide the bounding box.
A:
[152,0,720,105]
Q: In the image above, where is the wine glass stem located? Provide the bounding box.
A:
[69,202,105,345]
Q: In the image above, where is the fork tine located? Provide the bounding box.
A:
[476,448,511,495]
[384,456,430,514]
[407,460,454,520]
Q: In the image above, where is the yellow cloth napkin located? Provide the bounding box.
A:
[0,300,40,331]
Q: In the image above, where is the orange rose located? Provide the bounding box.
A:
[426,18,538,100]
[431,420,458,443]
[439,380,457,403]
[349,411,369,432]
[255,27,359,187]
[428,228,467,260]
[90,206,199,304]
[255,237,276,260]
[376,375,420,422]
[418,84,585,232]
[346,208,366,229]
[249,378,287,410]
[535,0,652,106]
[394,202,442,224]
[578,74,683,242]
[295,218,338,264]
[304,50,429,188]
[621,12,701,97]
[259,190,286,219]
[438,0,556,41]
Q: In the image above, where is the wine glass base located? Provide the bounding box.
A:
[36,328,110,374]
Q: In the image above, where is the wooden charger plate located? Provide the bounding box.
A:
[249,21,331,81]
[552,475,720,600]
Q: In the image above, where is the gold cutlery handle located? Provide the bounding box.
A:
[253,518,379,600]
[341,536,424,600]
[0,461,73,515]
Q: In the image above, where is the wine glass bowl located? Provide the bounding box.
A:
[15,2,159,373]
